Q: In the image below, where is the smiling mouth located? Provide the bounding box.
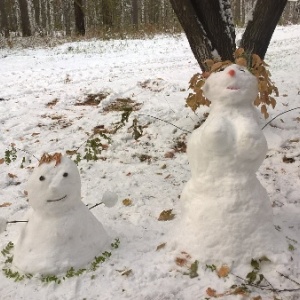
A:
[227,86,240,90]
[47,195,67,203]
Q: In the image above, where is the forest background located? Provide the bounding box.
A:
[0,0,299,41]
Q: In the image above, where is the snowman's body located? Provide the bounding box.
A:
[175,65,283,264]
[13,155,109,274]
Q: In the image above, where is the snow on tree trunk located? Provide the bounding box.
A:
[13,155,109,275]
[240,0,288,59]
[171,65,285,265]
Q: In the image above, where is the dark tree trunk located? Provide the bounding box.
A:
[74,0,85,35]
[18,0,32,36]
[0,0,10,37]
[169,0,214,70]
[170,0,236,70]
[32,0,40,27]
[170,0,287,71]
[63,0,72,36]
[132,0,138,29]
[240,0,288,59]
[102,0,113,28]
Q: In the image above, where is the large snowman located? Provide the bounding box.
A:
[13,153,109,275]
[173,64,283,265]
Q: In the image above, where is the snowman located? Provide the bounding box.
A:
[13,153,111,275]
[173,64,284,265]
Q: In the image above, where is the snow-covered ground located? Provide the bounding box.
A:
[0,25,300,299]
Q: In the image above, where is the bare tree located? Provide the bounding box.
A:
[0,0,10,37]
[18,0,32,36]
[132,0,139,29]
[74,0,85,35]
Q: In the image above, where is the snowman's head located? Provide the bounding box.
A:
[27,154,81,214]
[202,64,258,106]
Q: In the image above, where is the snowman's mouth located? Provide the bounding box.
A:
[227,86,240,90]
[47,195,67,203]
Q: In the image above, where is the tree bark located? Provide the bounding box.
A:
[170,0,215,70]
[0,0,10,37]
[18,0,32,36]
[240,0,287,59]
[74,0,85,35]
[102,0,113,28]
[132,0,139,29]
[170,0,287,71]
[63,0,72,36]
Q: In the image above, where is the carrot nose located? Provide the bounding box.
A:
[228,69,235,77]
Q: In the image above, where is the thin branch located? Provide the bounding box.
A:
[138,113,192,133]
[262,107,300,130]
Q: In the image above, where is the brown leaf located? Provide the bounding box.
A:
[206,288,217,297]
[0,202,12,208]
[0,158,4,164]
[235,57,247,67]
[164,151,174,158]
[217,265,230,278]
[282,156,295,163]
[66,150,77,155]
[156,243,166,251]
[31,132,40,137]
[158,209,175,221]
[122,198,133,206]
[252,296,262,300]
[234,47,245,58]
[8,173,18,179]
[175,257,188,267]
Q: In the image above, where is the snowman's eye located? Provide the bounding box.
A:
[39,176,45,181]
[217,67,225,72]
[239,69,245,72]
[63,172,68,177]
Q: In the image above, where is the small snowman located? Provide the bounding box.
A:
[13,153,110,275]
[173,64,284,265]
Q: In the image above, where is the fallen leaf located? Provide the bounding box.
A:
[175,257,188,267]
[158,209,175,221]
[31,132,40,136]
[8,173,18,179]
[164,151,174,158]
[0,202,12,208]
[121,269,133,276]
[122,198,133,206]
[156,243,166,251]
[0,158,4,164]
[283,156,295,163]
[206,288,217,297]
[217,264,230,278]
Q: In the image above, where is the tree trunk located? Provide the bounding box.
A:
[170,0,235,70]
[63,0,72,36]
[240,0,287,59]
[132,0,138,29]
[0,0,10,37]
[170,0,287,71]
[18,0,32,36]
[102,0,113,28]
[74,0,85,35]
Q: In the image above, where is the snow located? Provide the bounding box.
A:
[0,25,300,299]
[170,64,285,267]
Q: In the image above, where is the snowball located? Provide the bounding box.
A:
[102,190,118,207]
